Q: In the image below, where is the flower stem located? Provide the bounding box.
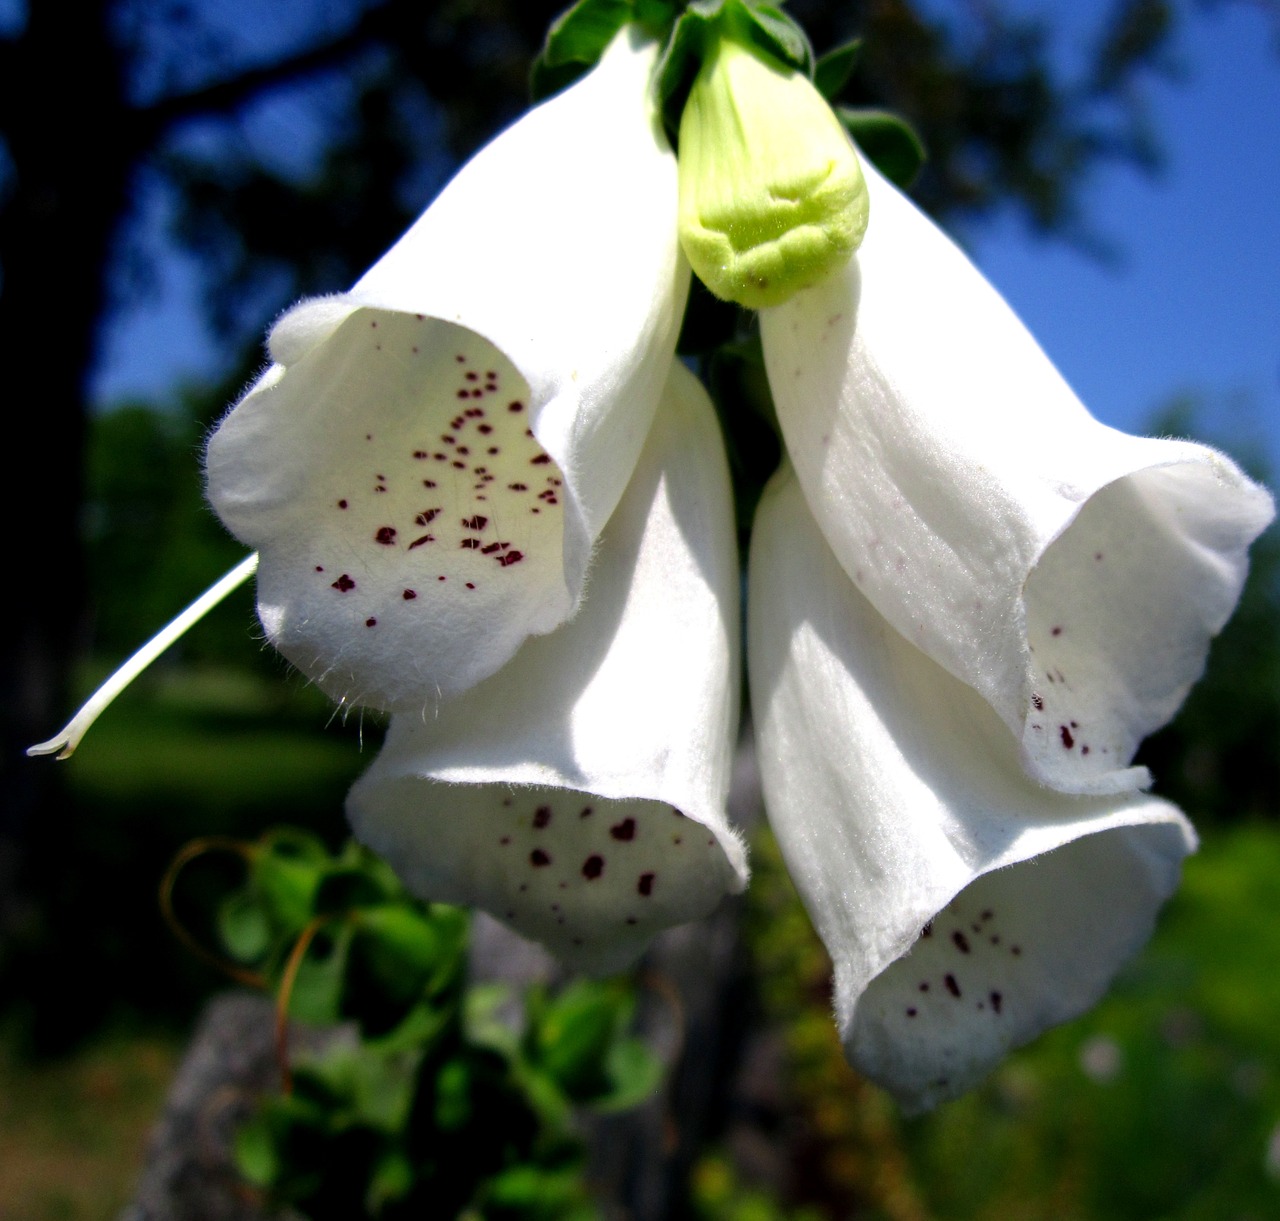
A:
[26,552,260,760]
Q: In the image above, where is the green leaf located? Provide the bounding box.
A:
[596,1038,664,1112]
[254,837,326,933]
[814,38,862,100]
[286,923,353,1025]
[529,981,630,1102]
[530,0,640,103]
[232,1110,280,1182]
[365,1147,415,1212]
[216,890,271,963]
[433,1055,474,1131]
[837,106,928,190]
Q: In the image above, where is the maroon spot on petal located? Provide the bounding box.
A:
[610,818,636,842]
[530,453,552,465]
[369,320,377,328]
[1031,694,1044,711]
[508,400,524,413]
[481,543,502,554]
[455,353,465,362]
[530,849,551,867]
[402,589,417,600]
[582,855,604,880]
[365,617,377,627]
[1082,744,1091,755]
[532,806,552,829]
[456,389,469,400]
[417,508,441,524]
[918,982,930,992]
[952,931,971,954]
[944,974,962,999]
[437,575,446,582]
[465,371,478,382]
[423,479,437,488]
[637,872,655,896]
[990,991,1003,1015]
[451,460,466,469]
[626,917,637,925]
[906,1008,918,1018]
[990,935,1001,945]
[465,582,475,589]
[508,482,528,492]
[478,424,492,434]
[920,921,933,938]
[1060,724,1075,749]
[498,551,524,566]
[408,535,434,549]
[413,450,428,459]
[580,807,593,819]
[462,515,488,531]
[499,836,510,846]
[314,566,324,573]
[374,526,397,545]
[331,574,355,592]
[460,538,482,550]
[337,499,348,509]
[1051,625,1063,637]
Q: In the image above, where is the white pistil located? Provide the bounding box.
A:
[27,553,260,760]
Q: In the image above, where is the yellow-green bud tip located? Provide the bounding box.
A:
[677,36,869,310]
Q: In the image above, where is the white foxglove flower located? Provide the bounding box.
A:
[205,29,687,713]
[347,363,747,973]
[760,157,1275,797]
[750,467,1199,1112]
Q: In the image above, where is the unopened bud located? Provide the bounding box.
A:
[678,35,869,309]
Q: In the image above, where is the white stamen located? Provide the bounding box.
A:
[27,553,260,760]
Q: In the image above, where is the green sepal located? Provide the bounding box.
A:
[656,0,813,143]
[530,0,679,102]
[735,2,813,76]
[837,106,928,189]
[814,38,862,100]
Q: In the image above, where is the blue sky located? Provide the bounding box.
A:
[91,1,1279,471]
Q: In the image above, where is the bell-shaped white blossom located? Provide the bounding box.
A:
[205,28,688,713]
[347,362,747,973]
[760,157,1275,797]
[749,467,1198,1111]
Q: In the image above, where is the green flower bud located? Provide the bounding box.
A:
[677,35,869,310]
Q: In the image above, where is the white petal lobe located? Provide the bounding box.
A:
[206,30,687,709]
[760,157,1274,793]
[748,467,1195,1111]
[348,362,746,973]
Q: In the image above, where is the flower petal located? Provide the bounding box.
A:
[347,362,746,973]
[205,29,688,710]
[760,157,1274,794]
[748,466,1195,1111]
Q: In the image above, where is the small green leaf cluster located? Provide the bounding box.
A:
[201,829,661,1219]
